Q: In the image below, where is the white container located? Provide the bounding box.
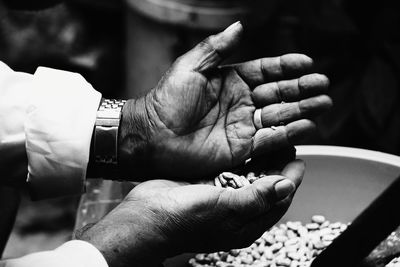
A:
[165,145,400,266]
[284,145,400,223]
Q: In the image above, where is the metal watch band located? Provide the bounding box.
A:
[93,98,126,167]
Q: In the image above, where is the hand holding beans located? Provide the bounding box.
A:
[76,159,305,267]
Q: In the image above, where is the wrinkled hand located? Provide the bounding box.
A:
[119,22,331,180]
[77,159,304,267]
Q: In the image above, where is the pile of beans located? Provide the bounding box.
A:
[214,171,265,189]
[188,215,348,267]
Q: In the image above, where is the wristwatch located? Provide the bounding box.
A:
[90,98,126,178]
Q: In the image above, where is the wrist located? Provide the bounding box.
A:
[118,96,154,179]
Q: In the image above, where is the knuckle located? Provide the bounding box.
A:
[199,35,216,51]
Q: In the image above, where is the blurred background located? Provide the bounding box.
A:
[0,0,399,260]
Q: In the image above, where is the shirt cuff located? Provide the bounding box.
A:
[1,240,108,267]
[55,240,109,267]
[25,67,101,200]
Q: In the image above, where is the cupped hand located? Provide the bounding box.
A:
[119,22,331,180]
[76,159,304,267]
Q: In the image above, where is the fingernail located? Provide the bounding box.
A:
[274,179,295,199]
[224,21,242,33]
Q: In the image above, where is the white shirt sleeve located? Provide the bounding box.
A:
[0,61,101,199]
[0,240,108,267]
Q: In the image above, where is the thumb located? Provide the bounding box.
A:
[176,21,243,73]
[226,176,296,221]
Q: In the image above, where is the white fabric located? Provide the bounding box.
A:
[1,240,108,267]
[25,67,101,199]
[0,62,33,150]
[1,61,101,198]
[0,61,107,266]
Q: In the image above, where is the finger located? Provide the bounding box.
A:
[252,119,316,157]
[175,21,243,73]
[280,159,305,188]
[252,73,330,107]
[226,175,295,220]
[233,54,314,88]
[259,95,333,127]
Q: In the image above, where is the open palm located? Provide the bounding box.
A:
[119,22,331,180]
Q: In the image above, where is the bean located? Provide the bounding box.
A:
[306,223,319,231]
[251,250,261,260]
[276,258,291,266]
[286,245,299,253]
[264,248,274,260]
[219,252,229,261]
[227,179,237,188]
[229,249,240,257]
[322,234,336,242]
[311,215,326,224]
[246,172,256,179]
[280,224,288,231]
[319,227,332,236]
[195,254,206,262]
[214,177,222,187]
[288,252,301,261]
[241,255,253,264]
[257,244,266,254]
[285,238,299,247]
[287,221,299,231]
[264,235,276,246]
[189,258,197,266]
[226,255,235,263]
[270,242,283,253]
[221,172,239,180]
[320,221,330,228]
[313,241,327,250]
[255,238,264,245]
[217,174,228,187]
[275,235,289,243]
[298,227,308,238]
[329,222,341,229]
[274,229,286,236]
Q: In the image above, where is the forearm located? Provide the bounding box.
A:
[75,202,169,267]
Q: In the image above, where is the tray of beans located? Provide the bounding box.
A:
[188,219,400,267]
[188,215,348,267]
[162,146,400,267]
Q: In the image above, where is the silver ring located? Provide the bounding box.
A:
[253,109,263,130]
